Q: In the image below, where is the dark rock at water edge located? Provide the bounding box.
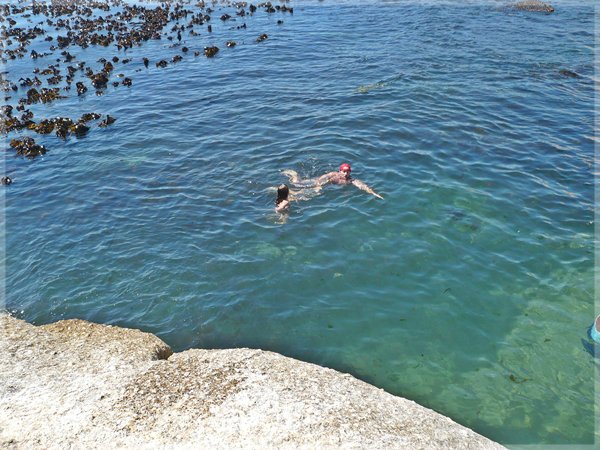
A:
[510,0,554,13]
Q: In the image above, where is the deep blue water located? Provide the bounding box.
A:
[2,0,596,446]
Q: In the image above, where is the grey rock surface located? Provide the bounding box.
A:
[510,0,554,13]
[0,313,505,449]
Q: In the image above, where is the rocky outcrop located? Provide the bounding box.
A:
[0,313,504,449]
[510,0,555,13]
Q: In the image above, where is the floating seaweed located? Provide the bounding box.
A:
[204,46,219,57]
[80,112,101,122]
[28,119,54,134]
[91,72,109,89]
[39,88,64,103]
[1,117,30,134]
[69,122,90,137]
[19,77,42,87]
[76,81,88,95]
[9,137,47,158]
[1,105,13,117]
[47,75,63,85]
[98,115,116,127]
[53,117,74,139]
[26,88,40,103]
[1,0,297,174]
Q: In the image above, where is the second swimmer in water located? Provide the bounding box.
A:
[275,184,290,212]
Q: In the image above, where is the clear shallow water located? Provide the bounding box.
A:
[2,0,595,445]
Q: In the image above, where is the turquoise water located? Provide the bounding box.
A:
[2,0,596,445]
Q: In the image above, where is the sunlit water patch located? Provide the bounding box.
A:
[2,0,595,446]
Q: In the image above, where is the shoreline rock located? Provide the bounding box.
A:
[510,0,555,13]
[0,313,504,449]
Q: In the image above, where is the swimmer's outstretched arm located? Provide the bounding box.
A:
[352,179,383,199]
[281,169,302,184]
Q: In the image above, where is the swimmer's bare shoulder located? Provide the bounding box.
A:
[275,199,290,212]
[316,171,340,185]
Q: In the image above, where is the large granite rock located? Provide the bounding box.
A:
[0,313,504,449]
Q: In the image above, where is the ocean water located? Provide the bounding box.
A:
[2,0,596,446]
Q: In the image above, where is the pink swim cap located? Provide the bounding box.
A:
[339,163,351,172]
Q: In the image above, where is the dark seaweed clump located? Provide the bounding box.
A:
[10,137,47,158]
[1,0,296,180]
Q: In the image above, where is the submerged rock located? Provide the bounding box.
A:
[558,69,580,78]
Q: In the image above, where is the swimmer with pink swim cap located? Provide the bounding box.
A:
[282,162,383,199]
